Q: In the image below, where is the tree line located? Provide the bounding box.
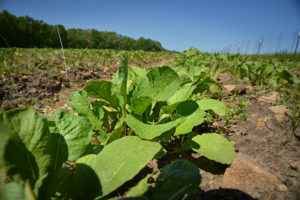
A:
[0,10,165,51]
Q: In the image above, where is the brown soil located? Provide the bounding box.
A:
[1,64,299,200]
[0,70,62,112]
[0,58,174,113]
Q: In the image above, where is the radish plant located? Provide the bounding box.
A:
[0,57,235,200]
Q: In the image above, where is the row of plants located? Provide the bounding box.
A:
[1,56,236,199]
[0,48,176,78]
[174,47,300,138]
[1,47,299,199]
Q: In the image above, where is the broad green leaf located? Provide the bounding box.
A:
[174,101,206,136]
[112,57,128,114]
[134,66,180,101]
[129,65,147,78]
[191,133,235,164]
[0,108,63,187]
[80,136,161,198]
[130,96,153,115]
[188,66,209,80]
[197,99,227,116]
[84,80,112,100]
[125,115,181,140]
[173,68,192,84]
[119,197,149,200]
[2,180,36,200]
[77,153,97,164]
[193,76,216,94]
[161,103,180,114]
[126,174,152,197]
[25,180,36,200]
[0,123,9,168]
[278,69,297,85]
[60,163,101,200]
[208,84,222,98]
[67,90,89,115]
[148,159,201,200]
[105,117,125,144]
[48,133,68,173]
[35,168,70,199]
[167,83,195,105]
[67,90,102,130]
[2,181,25,200]
[47,109,93,161]
[84,80,118,107]
[128,65,147,88]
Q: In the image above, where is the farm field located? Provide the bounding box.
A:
[1,47,300,200]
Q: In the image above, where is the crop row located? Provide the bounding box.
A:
[1,47,299,199]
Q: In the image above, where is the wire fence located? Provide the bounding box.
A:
[211,29,300,55]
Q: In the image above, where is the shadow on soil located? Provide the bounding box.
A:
[191,188,257,200]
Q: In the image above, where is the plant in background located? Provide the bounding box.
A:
[224,99,248,127]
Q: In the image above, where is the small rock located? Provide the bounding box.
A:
[251,113,258,118]
[238,85,252,94]
[191,152,201,158]
[270,164,280,171]
[259,92,278,104]
[256,117,270,130]
[285,177,298,187]
[232,126,248,136]
[21,75,29,82]
[276,184,288,192]
[289,161,300,172]
[260,192,277,200]
[294,126,300,138]
[269,105,290,122]
[147,159,159,171]
[264,153,271,159]
[82,71,92,79]
[29,88,37,94]
[223,85,235,92]
[221,153,279,198]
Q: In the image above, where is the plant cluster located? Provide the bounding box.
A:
[0,48,176,78]
[0,55,236,199]
[174,48,300,137]
[2,46,299,199]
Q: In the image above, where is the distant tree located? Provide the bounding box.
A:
[0,10,165,51]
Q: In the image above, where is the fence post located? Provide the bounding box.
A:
[237,43,241,54]
[276,34,282,53]
[0,32,10,47]
[245,40,250,55]
[56,26,68,77]
[294,31,300,57]
[256,38,263,55]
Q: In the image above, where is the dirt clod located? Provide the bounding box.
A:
[258,92,279,104]
[276,184,288,192]
[269,105,290,122]
[221,153,279,198]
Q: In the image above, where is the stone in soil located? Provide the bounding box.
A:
[276,184,288,192]
[223,85,235,92]
[256,117,270,130]
[289,161,300,172]
[258,92,278,104]
[268,105,290,123]
[221,153,279,198]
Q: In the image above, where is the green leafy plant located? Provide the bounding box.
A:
[0,56,236,199]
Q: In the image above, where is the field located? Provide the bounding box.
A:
[0,47,300,200]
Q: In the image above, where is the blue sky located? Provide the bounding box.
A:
[0,0,299,53]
